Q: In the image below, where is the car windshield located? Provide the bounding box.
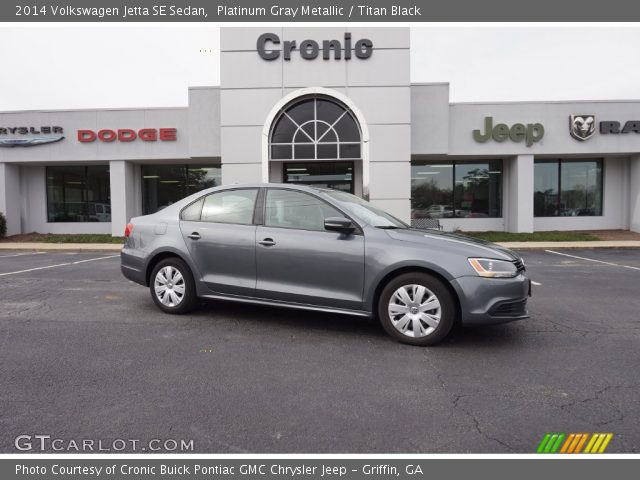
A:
[323,190,408,229]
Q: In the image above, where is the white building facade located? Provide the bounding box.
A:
[1,27,640,236]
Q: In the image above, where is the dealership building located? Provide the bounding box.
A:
[1,27,640,237]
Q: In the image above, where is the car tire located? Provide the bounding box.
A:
[378,272,455,346]
[150,257,198,314]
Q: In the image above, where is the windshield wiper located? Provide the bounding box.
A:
[375,225,402,229]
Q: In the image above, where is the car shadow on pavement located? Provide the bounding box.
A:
[153,297,526,348]
[444,322,526,349]
[190,298,389,339]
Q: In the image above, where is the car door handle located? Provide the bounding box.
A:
[188,232,201,240]
[258,238,276,247]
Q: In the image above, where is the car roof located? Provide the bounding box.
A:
[210,183,327,193]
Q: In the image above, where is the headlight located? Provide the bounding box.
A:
[468,258,518,278]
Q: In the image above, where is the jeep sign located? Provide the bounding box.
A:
[473,116,544,147]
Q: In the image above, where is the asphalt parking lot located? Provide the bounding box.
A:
[0,248,639,453]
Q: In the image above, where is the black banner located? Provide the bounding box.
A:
[3,459,640,480]
[5,0,640,22]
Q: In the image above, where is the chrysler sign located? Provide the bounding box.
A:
[0,126,64,147]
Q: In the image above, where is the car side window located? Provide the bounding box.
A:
[265,189,342,232]
[180,197,204,221]
[200,189,258,225]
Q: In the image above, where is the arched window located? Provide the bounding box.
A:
[269,96,362,161]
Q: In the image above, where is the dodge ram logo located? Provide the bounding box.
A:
[570,115,596,141]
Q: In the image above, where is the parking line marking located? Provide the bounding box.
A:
[531,281,542,286]
[545,250,640,271]
[0,252,47,258]
[0,255,119,277]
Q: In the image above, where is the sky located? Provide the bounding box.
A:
[1,26,640,111]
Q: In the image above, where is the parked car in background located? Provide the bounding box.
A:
[424,204,455,218]
[89,202,111,222]
[121,184,530,346]
[47,201,111,222]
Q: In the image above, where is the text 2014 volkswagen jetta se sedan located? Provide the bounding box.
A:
[121,184,530,346]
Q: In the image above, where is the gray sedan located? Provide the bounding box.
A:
[121,184,530,346]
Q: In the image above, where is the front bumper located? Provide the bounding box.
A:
[450,273,531,326]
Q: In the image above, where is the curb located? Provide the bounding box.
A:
[0,243,123,252]
[497,241,640,249]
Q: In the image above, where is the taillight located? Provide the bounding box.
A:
[124,223,134,238]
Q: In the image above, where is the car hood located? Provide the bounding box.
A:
[384,229,520,261]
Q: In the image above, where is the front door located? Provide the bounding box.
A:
[179,188,259,296]
[255,188,365,311]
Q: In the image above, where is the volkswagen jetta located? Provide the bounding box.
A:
[121,184,530,346]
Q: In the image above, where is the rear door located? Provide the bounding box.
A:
[179,188,259,296]
[255,188,365,310]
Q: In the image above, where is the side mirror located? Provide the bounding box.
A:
[324,217,355,233]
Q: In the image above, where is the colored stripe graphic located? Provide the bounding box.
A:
[564,433,585,453]
[550,433,565,453]
[537,433,552,453]
[573,433,589,453]
[584,433,599,453]
[598,433,613,453]
[538,433,612,454]
[537,433,565,453]
[559,433,575,453]
[585,433,613,453]
[567,433,581,453]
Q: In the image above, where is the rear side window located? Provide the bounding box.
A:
[200,189,258,225]
[265,189,342,231]
[180,198,204,221]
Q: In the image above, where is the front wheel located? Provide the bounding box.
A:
[150,258,198,314]
[378,272,455,346]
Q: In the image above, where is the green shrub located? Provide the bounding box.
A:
[0,212,6,238]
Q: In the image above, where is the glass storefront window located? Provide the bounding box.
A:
[411,160,502,224]
[284,162,354,193]
[142,165,221,214]
[534,159,603,217]
[533,161,559,216]
[560,161,603,216]
[411,164,454,219]
[46,166,111,222]
[454,162,502,218]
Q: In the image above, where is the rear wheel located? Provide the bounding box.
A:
[150,258,197,314]
[378,272,455,346]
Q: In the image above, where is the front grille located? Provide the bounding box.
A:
[492,299,528,317]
